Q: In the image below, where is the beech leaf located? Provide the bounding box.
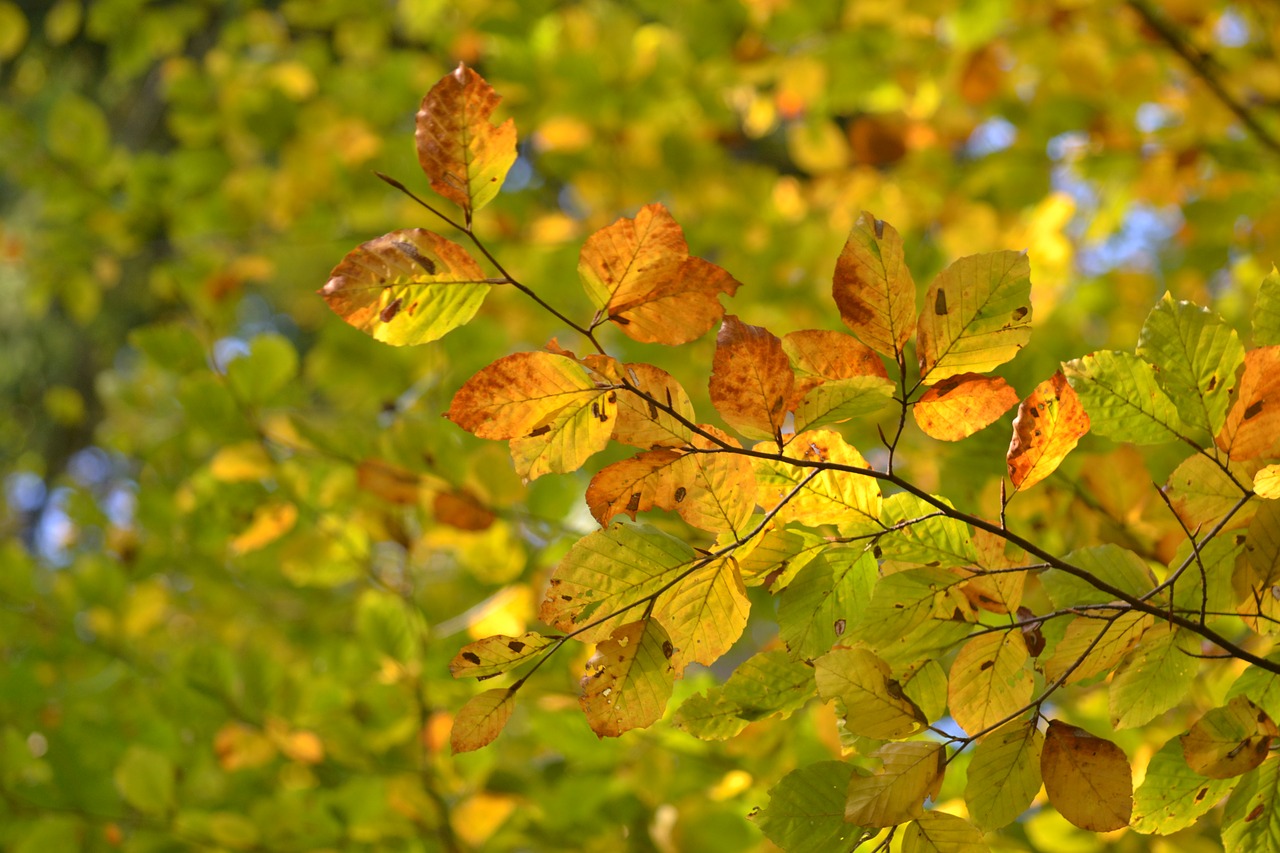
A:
[753,430,882,533]
[913,373,1018,441]
[832,211,917,358]
[450,633,556,679]
[752,761,864,853]
[1216,345,1280,460]
[451,688,515,754]
[1063,350,1184,444]
[902,811,989,853]
[1181,696,1277,780]
[1133,735,1237,835]
[814,646,929,739]
[1040,720,1133,832]
[1006,370,1090,490]
[965,719,1043,830]
[579,618,675,738]
[710,315,793,439]
[948,631,1034,737]
[845,741,946,827]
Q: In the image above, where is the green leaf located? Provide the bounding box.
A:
[902,811,990,853]
[579,618,675,737]
[355,588,420,664]
[1256,266,1280,347]
[1182,697,1276,779]
[965,719,1043,830]
[752,761,865,853]
[1229,658,1280,722]
[917,250,1033,384]
[674,649,814,740]
[793,375,896,431]
[1041,544,1156,608]
[114,744,175,815]
[1108,625,1198,729]
[814,647,929,739]
[737,526,827,588]
[1223,756,1280,853]
[225,333,298,406]
[901,659,949,724]
[1136,293,1244,438]
[854,567,970,649]
[321,229,490,345]
[537,523,695,644]
[778,547,876,661]
[878,493,977,568]
[1169,535,1243,622]
[1132,735,1238,834]
[1062,350,1186,444]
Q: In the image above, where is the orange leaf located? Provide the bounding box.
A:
[832,212,917,358]
[578,204,739,345]
[450,688,515,754]
[612,362,698,449]
[579,619,675,737]
[433,489,495,530]
[1040,720,1133,832]
[320,229,489,345]
[1006,370,1091,490]
[710,315,793,439]
[415,64,517,216]
[585,448,687,525]
[357,459,422,504]
[783,328,888,406]
[1217,346,1280,460]
[445,351,601,440]
[912,373,1018,441]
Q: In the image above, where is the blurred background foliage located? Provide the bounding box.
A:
[3,0,1280,850]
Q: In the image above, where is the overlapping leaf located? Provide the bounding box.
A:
[845,741,946,827]
[778,547,876,661]
[1042,611,1152,684]
[1063,350,1185,444]
[1164,452,1254,529]
[878,493,977,568]
[784,329,896,429]
[611,361,697,448]
[814,646,929,739]
[1006,370,1090,490]
[752,761,864,853]
[320,229,490,345]
[832,212,917,358]
[1217,346,1280,460]
[948,631,1034,736]
[1222,756,1280,853]
[855,567,972,650]
[1108,625,1198,729]
[710,315,793,439]
[1132,735,1237,835]
[578,204,740,345]
[1040,720,1132,832]
[902,812,989,853]
[753,430,881,532]
[579,618,675,737]
[415,64,517,216]
[675,650,815,740]
[912,373,1018,441]
[916,250,1032,384]
[1181,697,1277,779]
[965,719,1043,830]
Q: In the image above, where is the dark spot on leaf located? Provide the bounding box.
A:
[1245,400,1265,420]
[380,297,403,322]
[873,218,886,239]
[1194,787,1208,802]
[392,240,437,274]
[873,545,883,559]
[507,640,526,653]
[662,641,674,659]
[528,425,551,437]
[561,594,572,601]
[674,486,687,503]
[477,673,499,681]
[833,618,846,636]
[462,652,482,664]
[407,300,419,316]
[647,399,659,419]
[979,660,994,671]
[1012,306,1028,321]
[1208,376,1217,392]
[1247,803,1266,822]
[611,314,631,325]
[626,492,641,513]
[935,289,947,315]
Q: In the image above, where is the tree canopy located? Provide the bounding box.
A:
[5,1,1280,851]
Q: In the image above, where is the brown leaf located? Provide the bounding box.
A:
[832,212,917,358]
[912,373,1018,441]
[578,204,739,345]
[1216,346,1280,460]
[709,315,793,439]
[415,64,517,216]
[1041,720,1133,831]
[433,489,496,531]
[357,459,422,504]
[1007,370,1091,490]
[579,619,675,738]
[451,688,515,754]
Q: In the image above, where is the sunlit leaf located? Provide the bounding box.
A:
[1217,346,1280,460]
[507,384,617,480]
[778,547,876,661]
[912,373,1018,441]
[845,741,946,827]
[965,719,1043,830]
[450,632,556,679]
[1040,720,1132,832]
[878,493,977,568]
[1164,452,1254,530]
[446,351,602,440]
[917,250,1032,384]
[1006,370,1090,490]
[855,567,973,652]
[415,63,517,216]
[737,526,827,588]
[814,646,929,739]
[783,328,889,390]
[1222,756,1280,853]
[1136,292,1244,439]
[948,631,1034,737]
[1132,735,1237,835]
[752,761,864,853]
[1256,465,1280,500]
[655,554,750,673]
[320,229,489,345]
[753,430,881,532]
[1042,611,1152,685]
[710,315,793,439]
[579,618,675,737]
[1041,544,1157,607]
[794,375,897,432]
[1181,696,1277,780]
[1063,350,1185,444]
[832,212,917,358]
[1238,499,1280,635]
[612,361,697,448]
[1229,657,1280,722]
[1255,266,1280,347]
[902,811,989,853]
[451,688,515,754]
[1108,624,1198,729]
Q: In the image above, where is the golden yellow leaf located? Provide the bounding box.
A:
[1042,611,1152,684]
[229,502,297,556]
[415,63,517,216]
[948,631,1034,736]
[579,619,675,737]
[813,647,928,739]
[209,441,272,482]
[754,430,881,532]
[783,328,889,408]
[1040,720,1132,832]
[450,687,515,754]
[1255,465,1280,500]
[710,315,793,439]
[1181,697,1277,780]
[845,741,946,828]
[1006,370,1090,491]
[446,351,601,440]
[913,373,1019,441]
[450,632,556,680]
[451,791,518,847]
[832,212,917,358]
[654,555,750,673]
[1217,346,1280,460]
[612,361,697,449]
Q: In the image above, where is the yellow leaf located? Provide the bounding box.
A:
[813,646,928,739]
[1181,696,1277,779]
[917,251,1032,384]
[209,442,273,482]
[611,361,697,449]
[655,555,751,673]
[845,741,946,828]
[902,811,990,853]
[1040,720,1132,832]
[710,315,793,439]
[1006,370,1090,491]
[754,430,881,533]
[948,631,1034,737]
[229,502,297,556]
[1255,464,1280,500]
[451,688,515,754]
[415,63,517,216]
[832,212,917,358]
[579,619,675,737]
[913,373,1019,441]
[451,791,518,846]
[1042,611,1152,684]
[450,632,556,680]
[507,385,616,480]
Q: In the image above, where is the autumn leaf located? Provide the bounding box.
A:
[577,204,740,345]
[1108,625,1198,729]
[778,547,876,662]
[902,811,988,853]
[845,741,946,828]
[912,373,1018,441]
[710,315,793,439]
[674,650,815,740]
[753,430,882,532]
[916,250,1032,384]
[1063,350,1185,444]
[1181,696,1277,779]
[784,328,895,430]
[611,361,697,448]
[450,632,556,679]
[1040,720,1133,832]
[832,212,917,358]
[1256,465,1280,500]
[1216,345,1280,460]
[813,646,928,739]
[1222,756,1280,852]
[451,688,516,754]
[1254,266,1280,347]
[579,618,675,737]
[965,719,1043,830]
[415,64,517,217]
[1132,736,1236,835]
[654,554,750,673]
[1042,611,1153,685]
[1164,452,1255,529]
[1006,370,1090,490]
[1238,499,1280,634]
[948,631,1034,737]
[320,229,490,345]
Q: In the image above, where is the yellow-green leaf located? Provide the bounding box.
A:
[415,64,517,216]
[965,719,1043,830]
[320,228,489,345]
[845,741,946,827]
[754,430,881,533]
[1256,465,1280,500]
[814,647,928,739]
[507,384,617,479]
[1042,611,1152,685]
[1133,735,1237,835]
[778,548,876,662]
[902,811,989,853]
[1223,756,1280,853]
[832,212,917,358]
[1254,266,1280,347]
[1181,696,1277,780]
[674,650,815,740]
[794,375,897,432]
[1040,720,1132,832]
[450,633,556,679]
[451,688,515,754]
[917,250,1032,384]
[655,555,750,673]
[114,745,175,815]
[753,761,866,853]
[948,631,1034,737]
[1109,625,1198,729]
[579,618,675,738]
[1165,452,1255,530]
[1063,350,1185,444]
